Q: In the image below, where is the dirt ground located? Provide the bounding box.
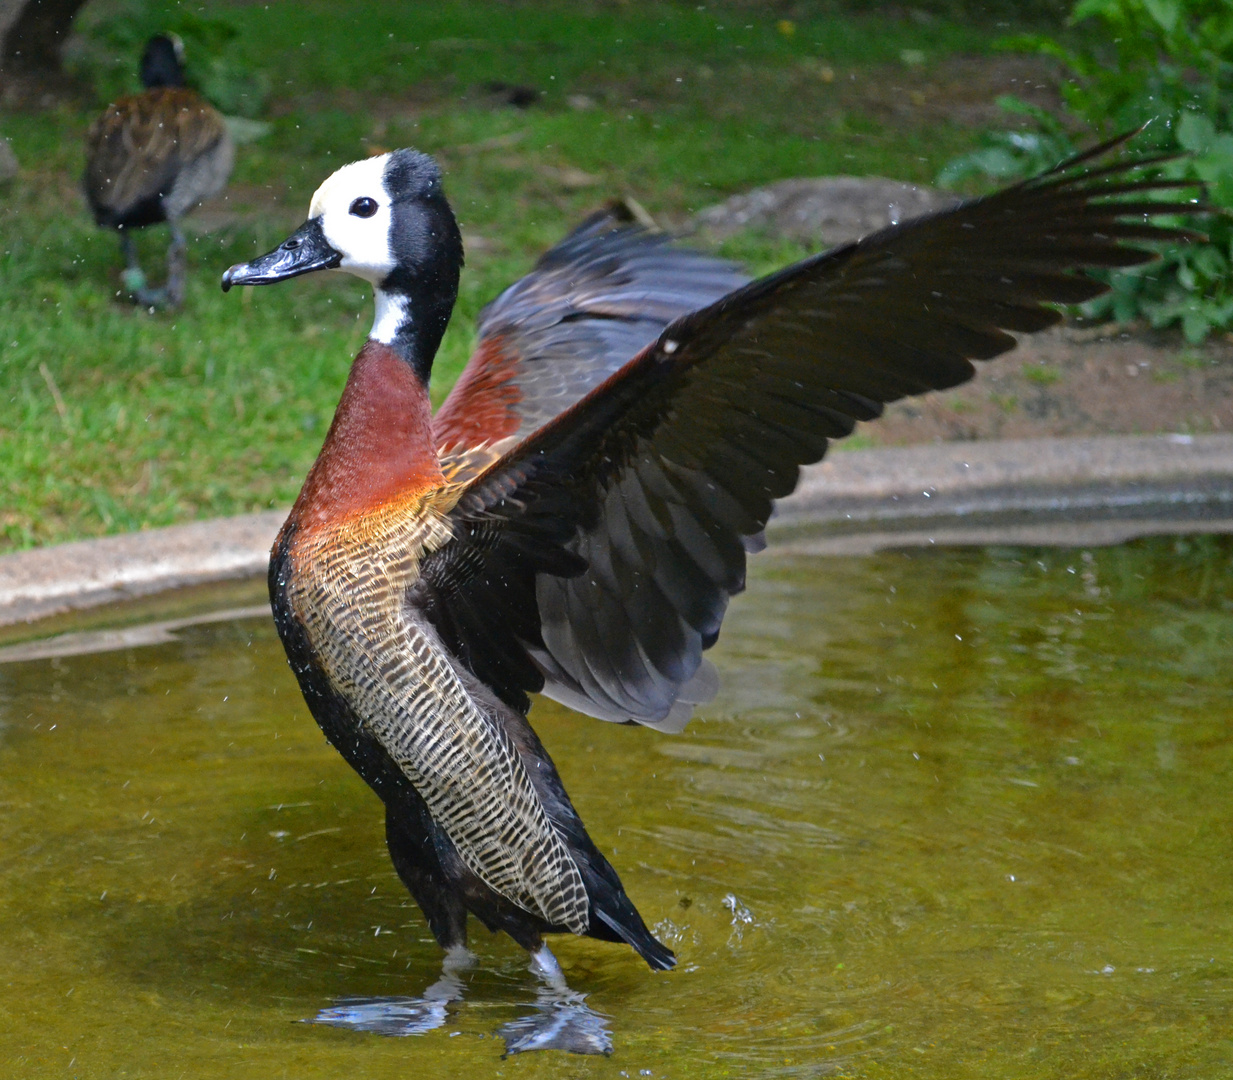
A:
[868,324,1233,445]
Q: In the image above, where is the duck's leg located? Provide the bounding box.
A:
[387,800,610,1053]
[164,219,187,309]
[497,939,613,1056]
[529,942,568,989]
[306,807,472,1036]
[119,229,172,308]
[308,945,474,1037]
[119,231,151,303]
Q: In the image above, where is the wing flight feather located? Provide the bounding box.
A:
[420,136,1203,728]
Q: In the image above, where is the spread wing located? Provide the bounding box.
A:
[84,87,228,225]
[431,206,749,478]
[417,136,1201,731]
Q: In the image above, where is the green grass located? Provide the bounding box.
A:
[0,0,1044,550]
[1022,364,1062,386]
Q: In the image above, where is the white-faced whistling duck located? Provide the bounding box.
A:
[85,34,234,309]
[220,137,1198,1007]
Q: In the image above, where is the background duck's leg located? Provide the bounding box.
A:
[164,219,187,309]
[118,230,151,302]
[119,228,171,308]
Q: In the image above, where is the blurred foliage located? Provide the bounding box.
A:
[728,0,1072,17]
[68,1,269,116]
[939,0,1233,342]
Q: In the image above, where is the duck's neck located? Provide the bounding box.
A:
[369,289,427,374]
[371,289,413,348]
[290,339,444,529]
[369,183,464,383]
[292,194,463,529]
[369,276,455,385]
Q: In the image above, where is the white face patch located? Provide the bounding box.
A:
[308,155,395,285]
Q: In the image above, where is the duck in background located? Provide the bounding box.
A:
[221,138,1197,1051]
[84,34,234,309]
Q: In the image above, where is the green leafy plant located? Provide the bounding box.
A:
[939,0,1233,342]
[937,97,1075,184]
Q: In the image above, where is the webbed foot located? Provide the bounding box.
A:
[498,997,613,1056]
[497,943,613,1056]
[309,994,449,1036]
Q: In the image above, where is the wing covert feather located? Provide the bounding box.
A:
[433,208,749,469]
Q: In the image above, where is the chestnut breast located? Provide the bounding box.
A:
[275,339,457,659]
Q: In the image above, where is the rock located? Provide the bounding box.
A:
[0,137,17,181]
[690,176,961,246]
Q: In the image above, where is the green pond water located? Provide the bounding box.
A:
[1,537,1231,1079]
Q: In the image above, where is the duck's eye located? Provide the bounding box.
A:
[349,197,379,218]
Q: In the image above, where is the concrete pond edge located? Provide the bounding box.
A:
[1,432,1231,631]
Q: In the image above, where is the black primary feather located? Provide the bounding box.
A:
[422,134,1204,731]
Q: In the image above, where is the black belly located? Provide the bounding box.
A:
[89,191,168,231]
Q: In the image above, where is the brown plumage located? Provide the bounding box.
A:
[221,138,1200,995]
[85,87,231,229]
[84,35,234,308]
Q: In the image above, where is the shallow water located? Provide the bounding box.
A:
[1,537,1231,1078]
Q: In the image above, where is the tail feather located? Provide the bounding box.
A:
[499,705,677,970]
[594,907,676,971]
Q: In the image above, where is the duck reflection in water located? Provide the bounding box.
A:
[221,137,1198,1052]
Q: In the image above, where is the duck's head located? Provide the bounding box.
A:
[140,34,185,89]
[222,150,463,378]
